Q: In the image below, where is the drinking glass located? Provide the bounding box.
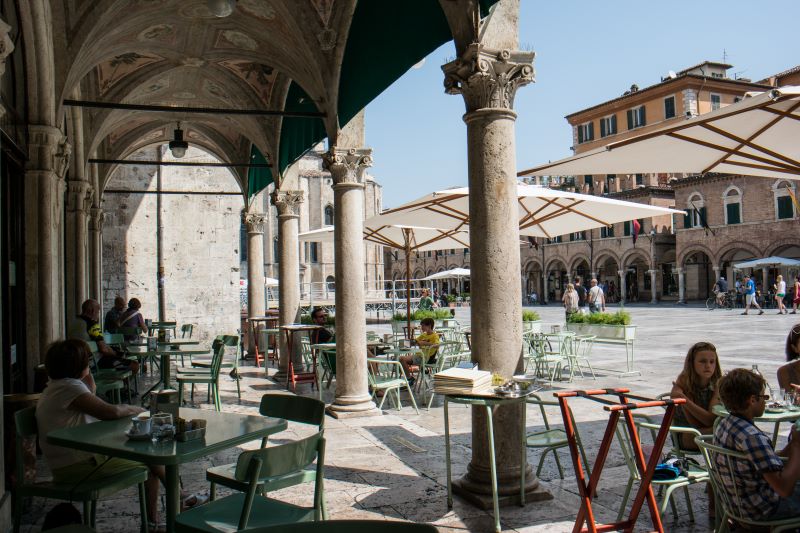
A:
[786,390,798,411]
[779,388,787,407]
[151,413,175,444]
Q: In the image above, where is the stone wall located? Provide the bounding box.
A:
[101,146,243,340]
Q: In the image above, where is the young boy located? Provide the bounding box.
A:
[399,317,440,384]
[714,368,800,520]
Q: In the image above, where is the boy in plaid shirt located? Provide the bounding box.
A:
[714,368,800,520]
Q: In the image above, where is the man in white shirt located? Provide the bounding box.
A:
[588,278,606,313]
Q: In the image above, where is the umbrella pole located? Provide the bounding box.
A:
[406,243,412,339]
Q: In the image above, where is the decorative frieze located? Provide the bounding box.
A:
[270,190,305,218]
[322,147,372,187]
[442,44,535,113]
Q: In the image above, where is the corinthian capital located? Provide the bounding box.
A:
[244,212,267,234]
[322,147,372,187]
[67,180,93,213]
[89,207,105,231]
[442,44,535,113]
[270,190,304,218]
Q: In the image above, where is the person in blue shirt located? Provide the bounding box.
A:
[742,274,764,315]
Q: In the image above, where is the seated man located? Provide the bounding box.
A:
[103,296,126,333]
[714,368,800,521]
[399,317,440,385]
[68,299,139,374]
[309,307,333,345]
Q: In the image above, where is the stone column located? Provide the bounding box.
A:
[712,266,721,286]
[245,212,267,356]
[443,44,546,506]
[65,180,93,315]
[89,208,104,302]
[648,269,658,304]
[323,148,379,418]
[676,268,686,304]
[270,191,304,381]
[542,275,549,305]
[761,269,769,300]
[618,270,627,305]
[26,126,70,372]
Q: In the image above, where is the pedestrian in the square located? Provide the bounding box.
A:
[774,275,788,315]
[588,279,605,313]
[574,277,587,312]
[742,274,764,315]
[562,283,579,321]
[792,276,800,314]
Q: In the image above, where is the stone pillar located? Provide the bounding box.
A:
[648,269,658,304]
[761,269,769,300]
[89,208,104,302]
[443,44,546,506]
[245,212,267,355]
[25,126,70,374]
[676,268,686,304]
[618,270,626,305]
[65,180,93,315]
[323,147,379,418]
[712,266,721,285]
[542,275,548,305]
[270,191,304,381]
[591,271,598,281]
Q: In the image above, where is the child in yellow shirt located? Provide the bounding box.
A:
[400,318,440,384]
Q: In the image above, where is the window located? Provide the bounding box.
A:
[310,242,319,263]
[664,96,676,119]
[733,96,742,103]
[547,236,562,244]
[584,175,593,186]
[635,173,644,186]
[577,122,594,144]
[324,204,334,225]
[240,221,248,261]
[684,193,706,228]
[626,105,646,129]
[569,232,586,242]
[273,238,279,262]
[604,174,616,194]
[711,93,721,111]
[774,180,797,220]
[600,115,617,137]
[600,225,614,238]
[723,186,742,225]
[623,219,645,236]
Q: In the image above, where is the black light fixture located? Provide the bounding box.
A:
[168,123,188,159]
[207,0,236,17]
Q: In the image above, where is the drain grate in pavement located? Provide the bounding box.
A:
[393,436,426,453]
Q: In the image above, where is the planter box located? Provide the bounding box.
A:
[522,320,542,334]
[564,323,635,341]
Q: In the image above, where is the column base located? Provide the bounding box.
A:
[326,395,382,419]
[452,475,552,509]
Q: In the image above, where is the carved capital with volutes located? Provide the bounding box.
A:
[244,212,267,234]
[27,126,72,180]
[66,180,94,213]
[89,207,105,231]
[270,190,304,219]
[442,44,535,113]
[322,147,372,187]
[0,18,14,79]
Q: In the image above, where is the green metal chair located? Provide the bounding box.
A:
[524,393,591,480]
[425,350,471,409]
[181,324,194,338]
[243,521,438,532]
[368,358,419,414]
[207,394,326,502]
[186,335,241,400]
[559,335,596,382]
[615,414,709,522]
[175,431,326,532]
[176,338,228,411]
[86,341,128,404]
[12,407,148,533]
[695,435,800,533]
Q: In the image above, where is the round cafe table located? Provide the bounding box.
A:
[712,403,800,447]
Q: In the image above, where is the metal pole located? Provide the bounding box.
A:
[156,148,166,321]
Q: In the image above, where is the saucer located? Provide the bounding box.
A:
[765,406,786,414]
[125,430,152,441]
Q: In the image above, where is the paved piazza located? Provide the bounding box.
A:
[20,304,798,532]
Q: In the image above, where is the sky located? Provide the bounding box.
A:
[364,0,800,209]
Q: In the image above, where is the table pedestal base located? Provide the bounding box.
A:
[453,476,552,509]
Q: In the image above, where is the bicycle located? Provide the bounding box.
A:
[706,292,733,311]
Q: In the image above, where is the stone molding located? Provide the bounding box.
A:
[244,212,267,234]
[442,44,535,113]
[322,147,372,187]
[270,190,304,218]
[0,17,14,79]
[27,125,72,179]
[66,180,94,213]
[89,207,105,231]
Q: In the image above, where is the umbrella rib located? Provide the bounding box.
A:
[761,105,800,124]
[521,199,611,230]
[665,131,800,174]
[723,160,800,176]
[380,193,465,215]
[520,197,561,226]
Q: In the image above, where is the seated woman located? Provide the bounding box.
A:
[118,298,148,341]
[36,339,200,530]
[670,341,722,450]
[777,323,800,392]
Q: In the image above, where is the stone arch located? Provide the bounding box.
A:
[436,266,446,273]
[522,259,543,273]
[593,250,621,273]
[568,254,591,274]
[620,249,651,269]
[677,243,716,268]
[767,238,800,258]
[544,255,569,273]
[448,264,460,270]
[716,241,761,266]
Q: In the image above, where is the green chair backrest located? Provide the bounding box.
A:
[103,333,124,345]
[695,434,757,522]
[181,324,194,338]
[259,393,325,429]
[243,520,438,532]
[86,341,98,354]
[15,406,38,488]
[208,337,230,376]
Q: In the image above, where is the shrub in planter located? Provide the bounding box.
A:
[566,310,631,326]
[522,310,541,322]
[300,314,336,326]
[392,309,452,322]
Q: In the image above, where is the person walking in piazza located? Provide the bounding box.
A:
[574,277,587,313]
[714,275,728,307]
[792,276,800,314]
[588,278,606,313]
[562,283,579,321]
[742,274,764,315]
[774,274,788,315]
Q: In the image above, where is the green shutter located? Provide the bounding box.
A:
[577,126,584,143]
[611,114,617,134]
[639,106,646,126]
[778,196,794,219]
[700,207,707,226]
[627,109,634,129]
[726,203,741,224]
[588,122,594,140]
[684,212,691,228]
[600,119,606,137]
[624,221,631,236]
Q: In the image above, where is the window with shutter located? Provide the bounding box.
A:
[584,175,593,186]
[611,115,617,133]
[711,94,721,111]
[683,212,691,229]
[777,196,794,219]
[726,203,741,225]
[588,122,594,140]
[600,119,606,137]
[627,109,633,129]
[577,125,583,144]
[664,96,676,119]
[635,174,644,185]
[624,221,631,236]
[639,106,646,126]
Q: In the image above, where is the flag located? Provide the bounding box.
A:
[527,236,539,250]
[691,201,714,236]
[788,187,800,214]
[631,219,641,245]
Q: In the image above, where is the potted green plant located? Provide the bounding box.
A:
[564,310,635,341]
[522,310,542,333]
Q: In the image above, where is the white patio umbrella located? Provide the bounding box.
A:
[265,277,280,286]
[519,86,800,180]
[422,267,471,281]
[733,256,800,269]
[373,183,685,239]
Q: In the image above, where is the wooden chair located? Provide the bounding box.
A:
[12,407,148,533]
[175,431,326,532]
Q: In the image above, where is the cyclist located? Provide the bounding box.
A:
[713,276,728,307]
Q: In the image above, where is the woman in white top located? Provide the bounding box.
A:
[36,339,199,530]
[775,275,787,315]
[562,283,579,321]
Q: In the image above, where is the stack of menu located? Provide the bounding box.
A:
[433,368,492,395]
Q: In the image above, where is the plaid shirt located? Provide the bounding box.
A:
[713,414,784,519]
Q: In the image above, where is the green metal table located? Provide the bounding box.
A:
[127,346,211,402]
[712,403,800,447]
[443,390,534,533]
[47,408,287,532]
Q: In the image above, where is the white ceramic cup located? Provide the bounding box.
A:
[131,414,151,435]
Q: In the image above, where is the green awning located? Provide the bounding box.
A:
[247,145,273,198]
[257,0,501,199]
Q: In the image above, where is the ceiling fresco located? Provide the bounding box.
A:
[96,52,166,96]
[217,59,276,103]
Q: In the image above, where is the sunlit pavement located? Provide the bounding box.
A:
[20,303,798,531]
